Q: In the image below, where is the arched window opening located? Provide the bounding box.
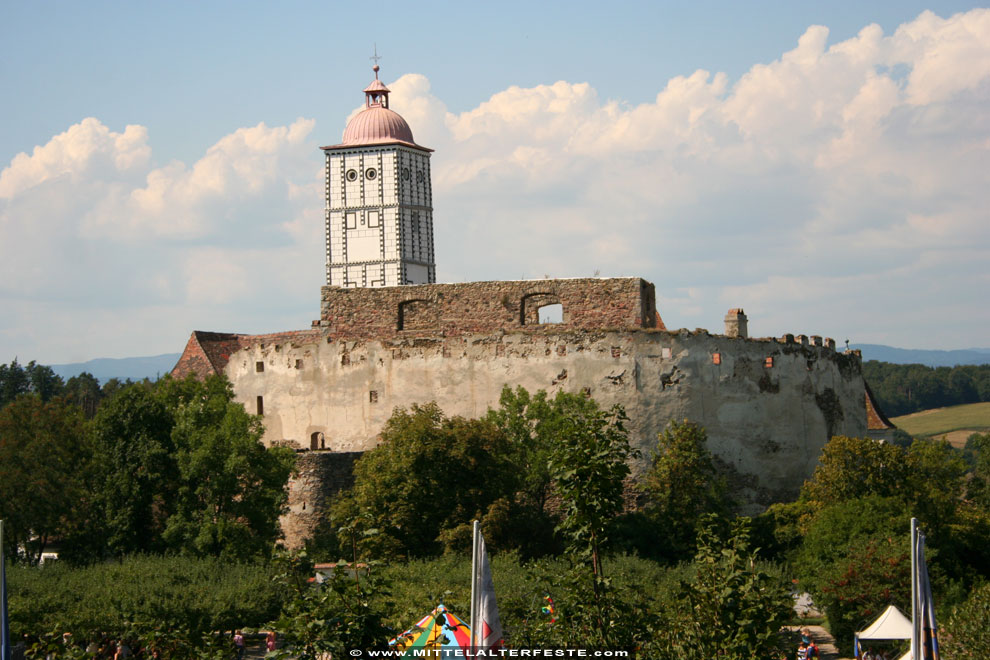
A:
[521,293,564,326]
[538,303,563,324]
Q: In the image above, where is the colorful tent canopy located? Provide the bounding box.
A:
[389,604,472,658]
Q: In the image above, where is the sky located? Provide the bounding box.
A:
[1,1,989,364]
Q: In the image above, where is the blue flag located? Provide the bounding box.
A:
[1,520,11,660]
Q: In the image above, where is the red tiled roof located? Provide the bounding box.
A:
[864,382,895,431]
[171,329,320,380]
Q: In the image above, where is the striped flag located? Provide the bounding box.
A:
[914,530,941,660]
[470,521,503,652]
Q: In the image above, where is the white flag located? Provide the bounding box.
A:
[472,523,503,651]
[915,531,941,660]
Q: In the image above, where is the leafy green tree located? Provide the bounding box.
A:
[546,392,635,645]
[63,372,103,418]
[330,403,517,560]
[0,358,31,408]
[648,517,792,660]
[963,432,990,507]
[815,535,911,651]
[801,435,909,504]
[91,383,177,555]
[640,420,732,561]
[268,551,391,660]
[0,396,90,563]
[941,581,990,658]
[160,375,296,560]
[485,386,557,516]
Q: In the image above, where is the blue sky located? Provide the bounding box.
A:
[2,1,989,363]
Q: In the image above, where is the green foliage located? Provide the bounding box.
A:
[800,435,909,504]
[863,360,990,417]
[964,432,990,507]
[0,396,90,563]
[7,555,282,652]
[816,535,911,651]
[794,495,910,590]
[0,359,64,408]
[647,517,792,660]
[161,376,295,560]
[546,391,635,645]
[267,551,392,660]
[941,581,990,659]
[328,403,517,560]
[640,420,732,562]
[91,385,176,556]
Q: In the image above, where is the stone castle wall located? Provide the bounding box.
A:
[319,277,659,339]
[228,326,865,518]
[281,451,362,550]
[208,276,867,546]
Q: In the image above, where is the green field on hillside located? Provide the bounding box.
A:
[892,401,990,443]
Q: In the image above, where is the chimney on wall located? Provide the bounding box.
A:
[724,308,748,338]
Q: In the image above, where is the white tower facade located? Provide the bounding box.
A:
[322,66,436,287]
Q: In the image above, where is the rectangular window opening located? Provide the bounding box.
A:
[256,396,264,416]
[255,361,264,373]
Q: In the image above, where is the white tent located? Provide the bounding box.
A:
[855,605,912,659]
[858,605,912,640]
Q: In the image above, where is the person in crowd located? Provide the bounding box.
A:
[266,630,278,652]
[234,630,245,660]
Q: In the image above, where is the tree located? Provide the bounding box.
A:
[329,403,517,560]
[649,517,792,660]
[0,359,31,408]
[963,432,990,508]
[268,551,391,660]
[159,375,296,560]
[640,420,732,561]
[91,383,177,555]
[546,391,635,645]
[63,372,103,418]
[800,435,909,505]
[941,582,990,658]
[0,396,90,563]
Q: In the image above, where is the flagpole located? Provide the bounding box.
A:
[911,518,918,660]
[470,519,479,656]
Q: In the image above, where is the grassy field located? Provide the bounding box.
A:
[892,401,990,446]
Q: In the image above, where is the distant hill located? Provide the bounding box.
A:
[891,402,990,446]
[50,353,181,384]
[851,344,990,367]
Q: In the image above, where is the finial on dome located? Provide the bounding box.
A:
[370,44,382,79]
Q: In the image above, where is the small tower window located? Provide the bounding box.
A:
[346,169,358,182]
[365,168,377,180]
[256,396,264,416]
[255,361,264,373]
[402,167,411,180]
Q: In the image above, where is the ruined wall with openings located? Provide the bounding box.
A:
[318,277,659,339]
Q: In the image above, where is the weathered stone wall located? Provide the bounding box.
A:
[228,326,865,514]
[281,451,362,549]
[319,277,659,339]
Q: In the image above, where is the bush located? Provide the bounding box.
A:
[7,556,282,647]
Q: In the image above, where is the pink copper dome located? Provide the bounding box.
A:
[323,64,431,152]
[341,105,416,146]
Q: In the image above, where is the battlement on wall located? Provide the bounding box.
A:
[319,277,661,340]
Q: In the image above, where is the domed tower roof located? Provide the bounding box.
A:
[323,64,431,152]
